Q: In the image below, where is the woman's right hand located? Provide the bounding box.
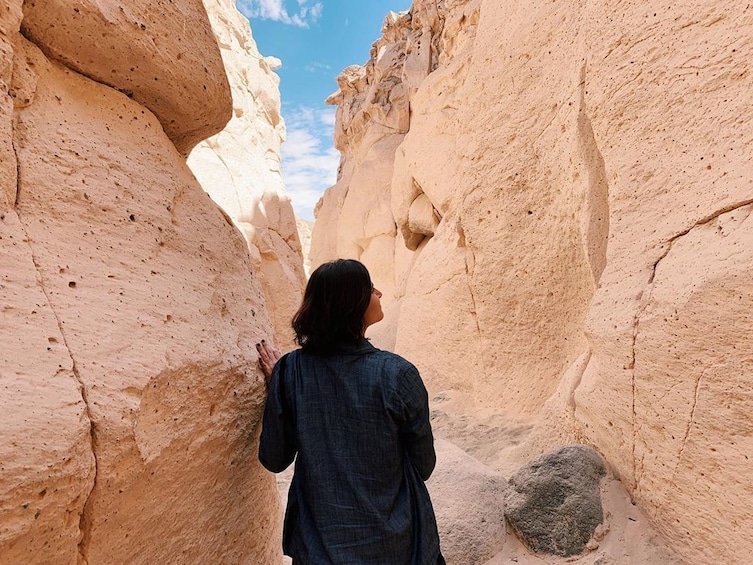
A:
[256,339,281,388]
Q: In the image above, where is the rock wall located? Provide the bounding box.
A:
[188,0,305,349]
[311,0,753,562]
[1,2,280,563]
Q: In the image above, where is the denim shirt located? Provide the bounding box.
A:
[259,341,443,565]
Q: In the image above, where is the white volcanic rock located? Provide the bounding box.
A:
[188,0,305,348]
[428,439,506,565]
[20,0,232,155]
[1,13,280,565]
[296,218,314,277]
[1,10,95,562]
[0,1,19,209]
[311,0,753,562]
[570,8,753,563]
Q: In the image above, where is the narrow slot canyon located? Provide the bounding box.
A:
[2,1,752,564]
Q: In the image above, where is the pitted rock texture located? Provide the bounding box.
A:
[1,8,280,565]
[21,0,232,155]
[188,0,305,349]
[311,0,753,561]
[504,445,606,557]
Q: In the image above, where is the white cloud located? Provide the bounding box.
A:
[299,1,323,21]
[318,108,336,127]
[304,61,332,73]
[237,0,323,28]
[280,106,340,220]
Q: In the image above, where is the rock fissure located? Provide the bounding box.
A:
[361,121,409,136]
[670,369,706,487]
[12,122,20,208]
[533,99,574,145]
[531,76,588,146]
[629,197,753,491]
[664,198,753,248]
[414,270,466,298]
[629,309,640,490]
[629,244,669,490]
[611,69,645,101]
[12,136,98,563]
[464,248,482,337]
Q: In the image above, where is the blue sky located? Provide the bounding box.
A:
[236,0,412,220]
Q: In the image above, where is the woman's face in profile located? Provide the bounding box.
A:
[363,285,384,329]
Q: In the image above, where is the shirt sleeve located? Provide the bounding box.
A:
[397,364,436,481]
[258,354,297,473]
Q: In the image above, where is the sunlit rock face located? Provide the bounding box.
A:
[20,0,232,155]
[0,2,280,563]
[188,0,305,348]
[296,218,314,277]
[311,0,753,562]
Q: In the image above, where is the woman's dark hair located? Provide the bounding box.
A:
[292,259,372,353]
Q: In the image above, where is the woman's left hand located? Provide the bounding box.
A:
[256,339,281,387]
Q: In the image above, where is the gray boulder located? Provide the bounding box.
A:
[504,444,606,557]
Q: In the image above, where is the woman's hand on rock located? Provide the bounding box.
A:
[256,339,281,387]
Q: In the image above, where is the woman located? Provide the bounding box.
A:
[256,259,444,565]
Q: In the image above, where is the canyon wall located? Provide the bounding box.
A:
[0,1,281,563]
[311,0,753,562]
[188,0,305,349]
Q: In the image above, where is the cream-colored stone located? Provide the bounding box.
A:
[393,218,483,397]
[408,193,440,237]
[428,440,506,565]
[21,0,231,154]
[0,212,96,564]
[325,65,368,153]
[0,14,94,564]
[312,0,753,561]
[296,218,313,277]
[0,1,21,210]
[580,205,753,561]
[312,132,401,306]
[338,134,400,243]
[188,0,305,349]
[390,145,425,251]
[2,35,280,564]
[572,4,753,562]
[310,159,351,268]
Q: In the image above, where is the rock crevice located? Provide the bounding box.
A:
[13,127,99,564]
[672,368,705,485]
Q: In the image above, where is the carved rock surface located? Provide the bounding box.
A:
[311,0,753,561]
[428,439,506,565]
[188,0,305,348]
[1,12,280,565]
[505,445,606,557]
[21,0,232,154]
